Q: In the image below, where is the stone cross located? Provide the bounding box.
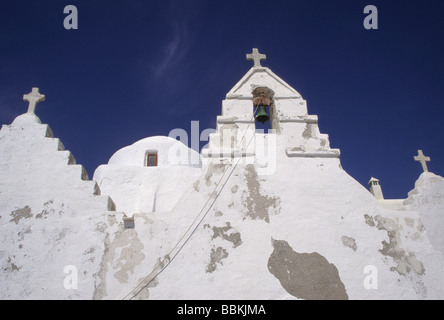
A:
[414,150,431,172]
[246,48,266,67]
[23,87,45,114]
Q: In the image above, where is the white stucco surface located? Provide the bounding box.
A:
[1,66,443,300]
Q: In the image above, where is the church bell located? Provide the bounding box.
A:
[255,105,270,124]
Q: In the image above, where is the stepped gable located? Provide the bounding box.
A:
[0,112,115,210]
[0,91,117,299]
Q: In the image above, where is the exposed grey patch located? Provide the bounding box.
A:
[10,206,32,224]
[404,217,415,228]
[205,164,227,187]
[208,222,242,248]
[95,220,109,234]
[130,256,168,300]
[267,239,348,300]
[11,262,20,271]
[36,201,56,219]
[156,254,171,270]
[341,236,357,251]
[84,247,96,263]
[231,185,239,194]
[146,277,159,289]
[93,231,112,300]
[320,139,327,147]
[289,146,305,152]
[17,227,32,241]
[93,219,145,296]
[413,280,427,297]
[215,210,223,217]
[139,215,154,225]
[58,203,65,216]
[410,232,421,241]
[206,247,228,273]
[193,180,200,192]
[133,277,159,300]
[373,215,425,276]
[6,257,20,272]
[35,210,47,219]
[93,222,117,300]
[302,124,312,139]
[55,228,69,241]
[243,165,280,223]
[113,228,146,284]
[364,214,375,227]
[417,221,425,232]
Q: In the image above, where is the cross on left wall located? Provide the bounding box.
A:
[23,87,45,114]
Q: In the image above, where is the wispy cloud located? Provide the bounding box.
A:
[152,2,194,78]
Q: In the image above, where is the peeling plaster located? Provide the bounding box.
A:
[206,247,228,273]
[369,215,425,276]
[101,225,146,286]
[206,222,242,248]
[364,214,375,227]
[302,124,312,139]
[268,239,348,300]
[243,165,280,223]
[10,206,32,224]
[6,256,20,272]
[205,164,226,187]
[93,216,118,300]
[341,236,357,251]
[214,210,223,217]
[193,180,200,192]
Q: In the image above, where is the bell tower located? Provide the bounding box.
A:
[201,48,340,167]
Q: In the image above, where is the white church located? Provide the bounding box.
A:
[1,49,444,300]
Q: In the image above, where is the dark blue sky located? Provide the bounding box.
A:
[1,0,443,199]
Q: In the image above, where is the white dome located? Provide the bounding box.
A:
[108,136,201,167]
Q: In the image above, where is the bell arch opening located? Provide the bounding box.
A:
[252,87,275,133]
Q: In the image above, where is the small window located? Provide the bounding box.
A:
[146,152,158,167]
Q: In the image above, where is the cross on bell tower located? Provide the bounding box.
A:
[246,48,266,67]
[23,87,45,115]
[414,150,431,173]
